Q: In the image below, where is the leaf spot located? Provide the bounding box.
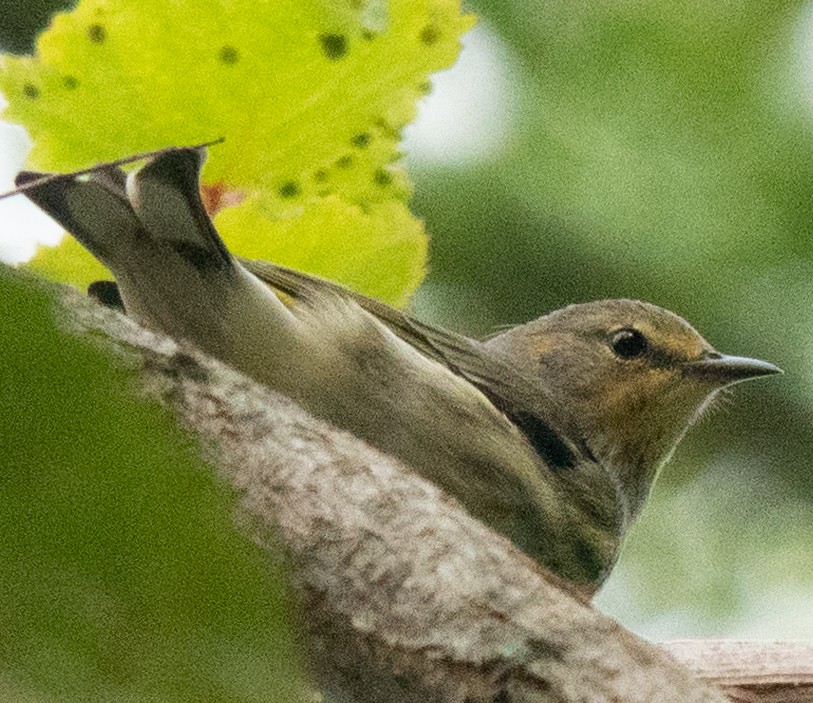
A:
[22,83,40,100]
[313,169,329,183]
[320,33,348,61]
[420,25,440,46]
[219,45,240,65]
[87,23,106,44]
[375,117,398,138]
[278,181,300,198]
[374,168,392,186]
[351,133,370,148]
[63,75,79,90]
[336,154,353,169]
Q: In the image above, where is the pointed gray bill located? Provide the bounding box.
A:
[684,354,783,386]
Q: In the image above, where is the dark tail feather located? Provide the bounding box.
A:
[14,167,143,266]
[14,146,232,276]
[125,147,233,272]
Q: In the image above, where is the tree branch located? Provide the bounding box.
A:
[664,640,813,703]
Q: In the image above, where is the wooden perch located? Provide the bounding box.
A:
[664,640,813,703]
[37,274,810,703]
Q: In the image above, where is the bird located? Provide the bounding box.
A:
[12,145,781,596]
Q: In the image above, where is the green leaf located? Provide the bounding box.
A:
[215,195,427,306]
[0,268,307,702]
[1,0,473,302]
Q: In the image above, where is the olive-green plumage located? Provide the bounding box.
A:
[15,147,781,596]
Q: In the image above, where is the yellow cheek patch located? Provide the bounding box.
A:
[601,367,676,436]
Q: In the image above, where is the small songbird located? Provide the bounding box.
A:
[13,146,781,595]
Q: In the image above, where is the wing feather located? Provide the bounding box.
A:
[241,258,586,468]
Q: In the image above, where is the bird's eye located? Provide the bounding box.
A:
[610,328,649,359]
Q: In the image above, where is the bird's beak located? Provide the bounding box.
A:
[684,353,783,386]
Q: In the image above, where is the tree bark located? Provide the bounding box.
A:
[664,640,813,703]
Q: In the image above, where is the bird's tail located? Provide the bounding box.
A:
[14,146,233,279]
[14,146,301,376]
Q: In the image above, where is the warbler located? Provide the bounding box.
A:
[13,146,781,595]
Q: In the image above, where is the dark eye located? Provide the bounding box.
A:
[610,328,649,359]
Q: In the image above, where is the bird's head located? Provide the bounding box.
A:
[485,299,781,518]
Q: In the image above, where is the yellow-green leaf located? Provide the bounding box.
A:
[215,194,427,306]
[1,0,473,303]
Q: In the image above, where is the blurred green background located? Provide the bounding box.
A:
[0,269,307,702]
[1,0,810,654]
